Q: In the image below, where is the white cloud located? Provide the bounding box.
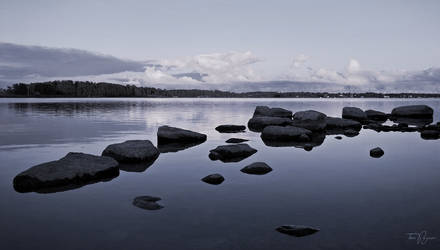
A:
[140,51,262,84]
[292,54,309,68]
[347,59,360,73]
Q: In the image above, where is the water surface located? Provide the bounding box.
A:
[0,98,439,250]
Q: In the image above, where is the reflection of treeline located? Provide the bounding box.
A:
[1,80,440,98]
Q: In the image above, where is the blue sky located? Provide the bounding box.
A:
[1,0,439,92]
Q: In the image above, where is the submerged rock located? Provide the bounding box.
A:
[343,129,360,137]
[276,225,320,237]
[292,110,327,131]
[209,144,257,162]
[365,109,388,121]
[260,126,312,141]
[225,138,249,143]
[201,174,225,185]
[303,144,313,151]
[370,147,384,158]
[253,106,292,118]
[247,116,294,132]
[133,196,163,210]
[215,125,246,133]
[391,105,434,118]
[13,152,119,193]
[102,140,159,163]
[420,130,440,140]
[240,162,272,175]
[342,107,367,121]
[157,125,207,144]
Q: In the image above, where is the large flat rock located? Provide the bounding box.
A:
[292,110,327,131]
[157,125,207,144]
[253,106,292,118]
[391,105,434,118]
[13,152,119,193]
[102,140,159,163]
[209,143,257,162]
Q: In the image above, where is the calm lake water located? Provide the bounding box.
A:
[1,98,439,250]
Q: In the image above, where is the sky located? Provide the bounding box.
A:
[1,0,440,92]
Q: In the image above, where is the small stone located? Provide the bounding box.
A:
[303,144,313,151]
[370,147,384,158]
[133,196,163,210]
[201,174,225,185]
[215,125,246,133]
[335,136,342,140]
[225,138,249,143]
[344,129,359,137]
[276,225,320,237]
[240,162,272,175]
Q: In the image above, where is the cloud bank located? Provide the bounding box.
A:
[1,43,439,93]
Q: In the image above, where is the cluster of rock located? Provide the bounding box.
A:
[246,105,438,152]
[12,103,437,236]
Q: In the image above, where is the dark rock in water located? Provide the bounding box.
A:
[391,105,434,118]
[209,144,257,162]
[247,116,294,132]
[261,126,312,141]
[342,107,367,121]
[276,225,320,237]
[240,162,272,175]
[215,125,246,133]
[292,110,327,131]
[226,138,249,143]
[389,116,433,126]
[253,106,292,118]
[343,129,359,137]
[365,109,388,121]
[133,196,163,210]
[102,140,159,163]
[370,147,384,158]
[158,141,205,153]
[13,152,119,193]
[335,136,342,140]
[201,174,225,185]
[420,130,440,140]
[303,144,313,151]
[325,117,362,130]
[157,125,207,144]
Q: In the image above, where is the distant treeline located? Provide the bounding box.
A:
[1,80,439,98]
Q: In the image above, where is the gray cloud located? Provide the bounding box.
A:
[0,42,150,87]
